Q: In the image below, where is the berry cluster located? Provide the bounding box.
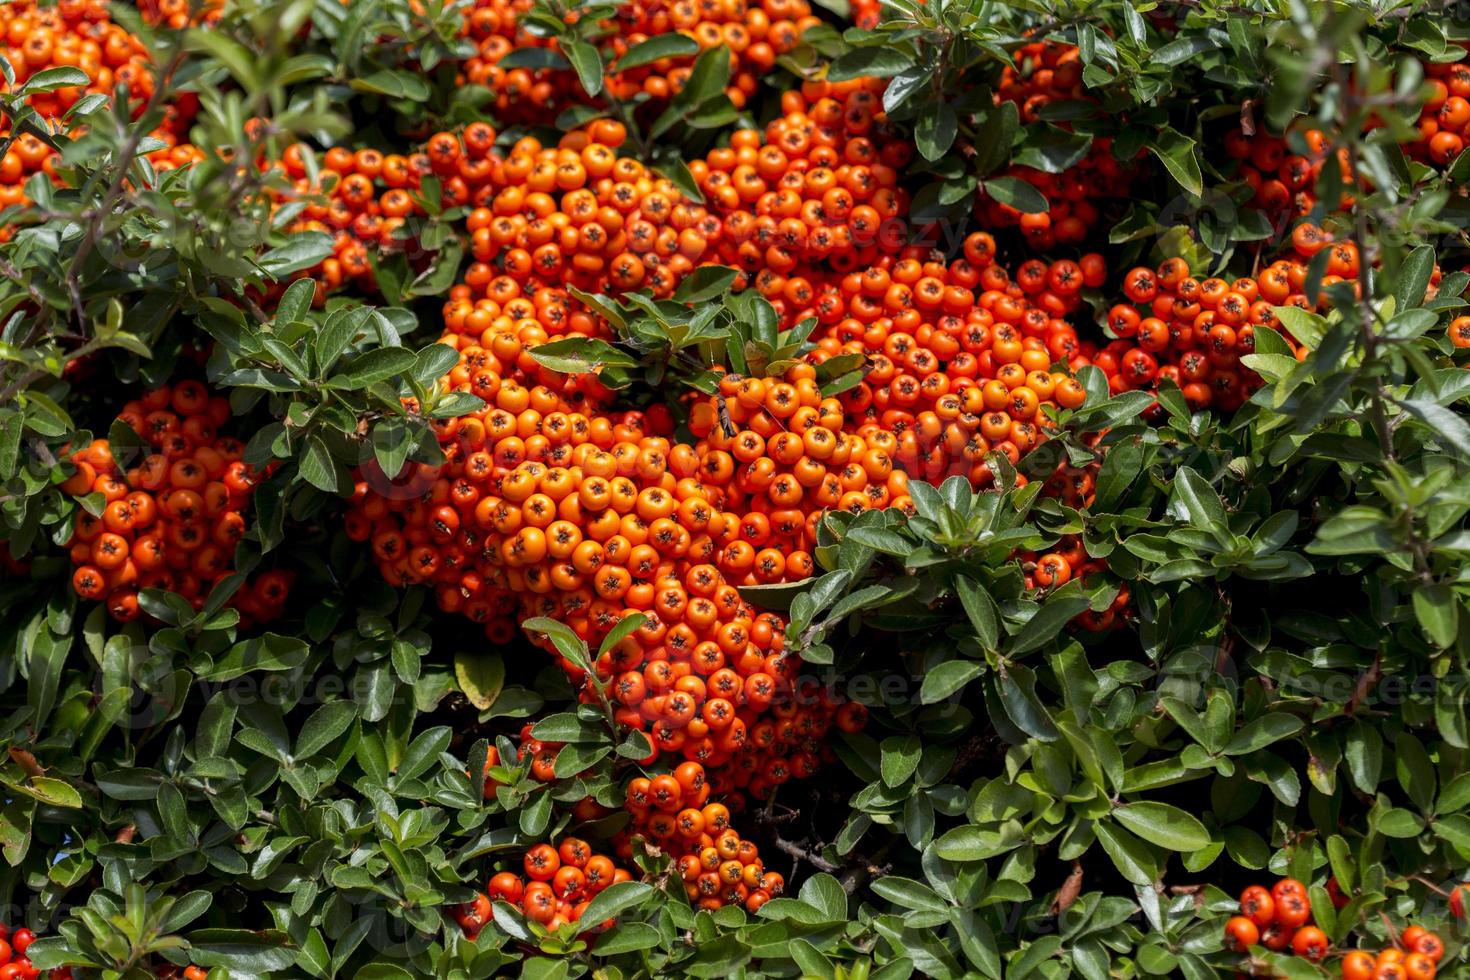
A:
[137,0,223,29]
[456,0,816,122]
[457,0,571,122]
[0,132,56,217]
[602,0,819,110]
[621,760,782,911]
[980,41,1139,249]
[0,1,198,233]
[707,687,865,803]
[1017,534,1129,627]
[451,80,917,307]
[1414,52,1470,166]
[62,383,286,622]
[1098,227,1377,410]
[1337,927,1445,980]
[0,0,159,119]
[0,924,59,980]
[692,80,913,274]
[249,123,520,306]
[799,244,1101,484]
[464,119,717,297]
[1225,124,1351,219]
[1225,879,1330,962]
[454,837,636,935]
[261,141,436,305]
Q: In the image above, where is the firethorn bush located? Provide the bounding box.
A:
[2,0,1470,977]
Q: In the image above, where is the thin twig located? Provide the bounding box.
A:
[65,41,192,326]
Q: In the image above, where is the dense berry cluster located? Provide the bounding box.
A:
[691,80,914,275]
[137,0,223,29]
[1098,226,1382,410]
[1337,928,1446,980]
[1226,124,1351,219]
[0,0,199,232]
[1414,52,1470,165]
[456,0,816,121]
[602,0,820,110]
[981,41,1139,248]
[463,119,717,297]
[344,381,822,764]
[1226,879,1447,979]
[453,836,636,935]
[0,0,159,118]
[621,760,783,911]
[1225,879,1331,962]
[62,383,286,622]
[261,141,435,304]
[802,243,1101,478]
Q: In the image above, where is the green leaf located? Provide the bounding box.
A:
[260,232,335,277]
[994,662,1059,742]
[1150,36,1217,66]
[455,651,505,710]
[673,266,738,304]
[275,279,317,330]
[1112,802,1211,851]
[920,661,983,704]
[187,929,296,973]
[497,48,570,70]
[1377,807,1424,838]
[1148,128,1203,197]
[298,435,343,493]
[1411,584,1460,648]
[1396,397,1470,458]
[412,343,460,385]
[328,347,417,388]
[18,66,91,94]
[295,701,357,758]
[615,33,699,72]
[593,922,663,955]
[561,38,604,97]
[1224,713,1304,755]
[954,576,1000,651]
[870,876,947,912]
[350,69,430,101]
[1009,596,1090,656]
[13,777,82,809]
[577,881,653,925]
[1093,821,1159,886]
[1345,723,1382,794]
[529,337,639,375]
[983,176,1049,214]
[673,46,730,109]
[1171,466,1230,540]
[915,103,958,161]
[654,159,705,204]
[827,47,914,81]
[1093,435,1145,512]
[880,735,922,787]
[798,874,847,921]
[1393,244,1435,310]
